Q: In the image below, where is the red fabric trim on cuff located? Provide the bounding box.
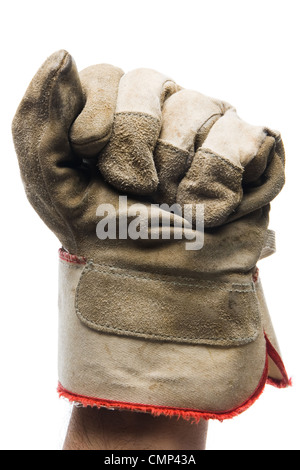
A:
[59,248,86,265]
[265,334,292,388]
[252,267,259,283]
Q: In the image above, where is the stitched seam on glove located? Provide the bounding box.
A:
[80,261,255,291]
[155,139,191,156]
[114,111,161,120]
[200,148,245,173]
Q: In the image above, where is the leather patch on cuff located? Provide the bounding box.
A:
[75,261,261,346]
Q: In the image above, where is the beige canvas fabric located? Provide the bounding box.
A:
[58,258,266,414]
[12,50,289,420]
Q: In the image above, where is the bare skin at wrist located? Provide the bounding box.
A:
[63,406,208,451]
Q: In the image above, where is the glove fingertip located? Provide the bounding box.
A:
[99,152,159,195]
[36,49,75,88]
[99,112,160,195]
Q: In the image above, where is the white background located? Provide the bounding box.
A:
[1,0,299,450]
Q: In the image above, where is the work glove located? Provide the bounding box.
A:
[12,50,290,422]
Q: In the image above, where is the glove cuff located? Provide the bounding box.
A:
[57,249,290,421]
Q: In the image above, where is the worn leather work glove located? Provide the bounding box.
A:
[12,50,290,422]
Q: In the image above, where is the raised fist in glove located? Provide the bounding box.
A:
[12,50,290,422]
